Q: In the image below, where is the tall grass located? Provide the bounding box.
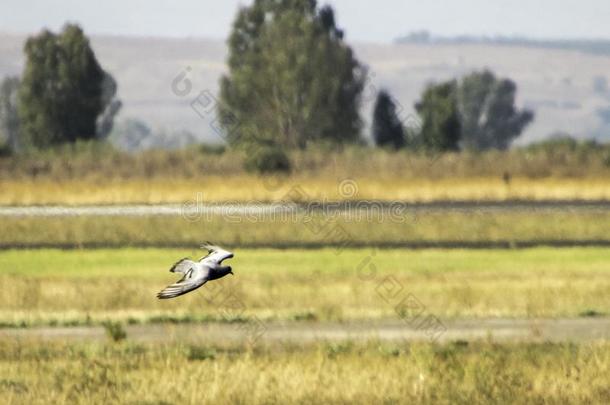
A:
[4,140,610,181]
[3,141,610,204]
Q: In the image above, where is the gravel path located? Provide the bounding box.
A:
[2,200,610,217]
[2,318,609,344]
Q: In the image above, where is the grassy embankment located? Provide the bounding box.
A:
[3,141,610,204]
[2,209,610,248]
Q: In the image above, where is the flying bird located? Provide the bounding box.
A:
[157,243,234,299]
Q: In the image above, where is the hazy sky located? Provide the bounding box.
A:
[2,0,610,43]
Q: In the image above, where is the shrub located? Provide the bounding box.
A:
[244,145,291,174]
[0,142,11,157]
[200,143,226,155]
[102,321,127,342]
[187,346,217,361]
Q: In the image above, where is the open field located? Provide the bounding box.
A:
[5,26,610,405]
[3,208,610,248]
[0,340,609,404]
[0,248,608,327]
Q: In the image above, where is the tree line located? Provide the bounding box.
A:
[374,71,533,152]
[218,0,534,171]
[0,0,534,174]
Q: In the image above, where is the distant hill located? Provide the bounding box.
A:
[396,31,610,56]
[2,32,610,149]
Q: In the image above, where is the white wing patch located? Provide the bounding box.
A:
[169,258,196,274]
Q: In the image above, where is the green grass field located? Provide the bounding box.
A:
[0,247,608,327]
[1,340,609,404]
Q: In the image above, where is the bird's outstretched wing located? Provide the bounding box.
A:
[200,242,234,264]
[157,268,206,299]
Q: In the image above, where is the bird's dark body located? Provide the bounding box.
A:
[207,265,233,281]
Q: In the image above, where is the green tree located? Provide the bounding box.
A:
[219,0,365,149]
[0,76,20,153]
[457,70,533,150]
[18,24,119,148]
[415,80,461,152]
[414,70,533,152]
[372,90,406,149]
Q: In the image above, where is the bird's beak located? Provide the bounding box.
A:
[229,270,234,276]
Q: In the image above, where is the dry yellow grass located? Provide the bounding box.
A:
[3,142,610,204]
[3,176,610,205]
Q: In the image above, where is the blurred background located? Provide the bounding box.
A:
[1,1,610,404]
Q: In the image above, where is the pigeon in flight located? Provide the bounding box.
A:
[157,243,234,299]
